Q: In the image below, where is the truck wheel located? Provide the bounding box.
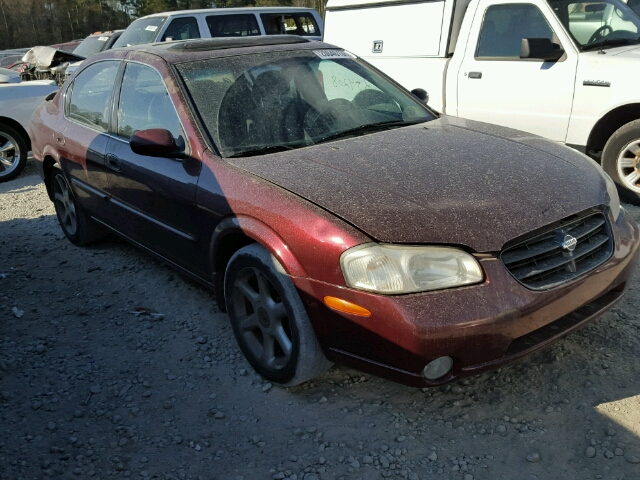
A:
[602,120,640,200]
[0,124,28,183]
[224,244,332,386]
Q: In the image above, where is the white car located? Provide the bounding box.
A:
[0,68,57,182]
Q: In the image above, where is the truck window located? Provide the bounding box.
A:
[161,17,201,42]
[548,0,640,47]
[112,17,167,48]
[260,13,319,36]
[476,4,555,58]
[207,14,260,37]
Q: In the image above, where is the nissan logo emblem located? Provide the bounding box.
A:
[562,235,577,252]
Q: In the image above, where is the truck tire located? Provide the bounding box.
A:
[602,119,640,202]
[0,124,28,183]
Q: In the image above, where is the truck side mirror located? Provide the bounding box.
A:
[411,88,429,104]
[520,38,564,61]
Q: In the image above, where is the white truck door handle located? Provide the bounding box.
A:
[468,72,482,79]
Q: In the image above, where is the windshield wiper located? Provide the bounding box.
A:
[313,120,425,145]
[227,142,308,158]
[582,37,640,51]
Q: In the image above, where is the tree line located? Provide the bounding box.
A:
[0,0,326,51]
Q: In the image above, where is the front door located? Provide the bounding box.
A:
[455,0,578,142]
[103,61,202,274]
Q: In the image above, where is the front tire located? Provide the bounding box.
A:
[51,167,107,245]
[224,244,332,386]
[0,124,28,183]
[602,120,640,201]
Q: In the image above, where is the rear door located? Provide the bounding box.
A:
[58,60,121,215]
[103,61,203,274]
[455,0,578,142]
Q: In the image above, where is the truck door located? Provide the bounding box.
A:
[455,0,577,142]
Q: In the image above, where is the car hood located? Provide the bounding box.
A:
[228,116,609,252]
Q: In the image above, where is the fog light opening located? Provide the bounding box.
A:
[422,356,453,380]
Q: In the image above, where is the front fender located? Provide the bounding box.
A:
[209,215,307,278]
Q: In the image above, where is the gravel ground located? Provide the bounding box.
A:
[2,163,640,480]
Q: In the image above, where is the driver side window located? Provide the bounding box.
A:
[477,4,555,58]
[116,63,183,141]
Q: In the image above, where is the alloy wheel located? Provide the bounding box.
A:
[53,174,78,236]
[0,131,21,177]
[231,267,293,371]
[616,139,640,193]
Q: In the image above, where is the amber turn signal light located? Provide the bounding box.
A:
[323,296,371,317]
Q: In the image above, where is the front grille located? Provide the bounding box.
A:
[501,213,613,290]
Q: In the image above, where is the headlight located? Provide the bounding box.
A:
[340,244,484,294]
[603,172,621,221]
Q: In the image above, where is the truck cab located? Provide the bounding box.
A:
[324,0,640,197]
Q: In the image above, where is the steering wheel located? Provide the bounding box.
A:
[588,25,613,44]
[304,98,357,135]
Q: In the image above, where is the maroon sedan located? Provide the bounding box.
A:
[30,36,639,387]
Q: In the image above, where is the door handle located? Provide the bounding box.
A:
[468,72,482,79]
[106,154,121,172]
[55,131,65,146]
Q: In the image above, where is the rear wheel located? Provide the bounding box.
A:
[224,244,332,386]
[0,124,28,183]
[51,167,107,245]
[602,120,640,202]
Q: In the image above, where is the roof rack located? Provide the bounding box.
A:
[168,35,309,52]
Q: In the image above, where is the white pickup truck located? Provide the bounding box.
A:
[0,68,57,182]
[324,0,640,197]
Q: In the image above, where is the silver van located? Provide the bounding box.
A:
[112,7,323,48]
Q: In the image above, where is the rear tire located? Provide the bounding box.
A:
[0,124,28,183]
[224,244,332,386]
[602,120,640,203]
[51,166,107,245]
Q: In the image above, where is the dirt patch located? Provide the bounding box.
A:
[2,170,640,480]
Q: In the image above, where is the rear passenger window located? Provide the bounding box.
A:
[207,14,260,37]
[116,63,182,141]
[161,17,200,42]
[260,13,319,36]
[66,61,120,131]
[476,4,554,58]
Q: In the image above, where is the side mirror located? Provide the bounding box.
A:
[130,128,180,157]
[520,38,564,61]
[45,91,57,101]
[411,88,429,104]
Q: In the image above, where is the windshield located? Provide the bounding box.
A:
[73,36,110,58]
[176,50,436,157]
[547,0,640,49]
[112,17,167,48]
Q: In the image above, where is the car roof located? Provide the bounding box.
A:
[108,36,341,64]
[140,7,319,18]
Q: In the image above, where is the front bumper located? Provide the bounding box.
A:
[292,208,639,387]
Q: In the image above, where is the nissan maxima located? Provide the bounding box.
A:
[29,36,639,387]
